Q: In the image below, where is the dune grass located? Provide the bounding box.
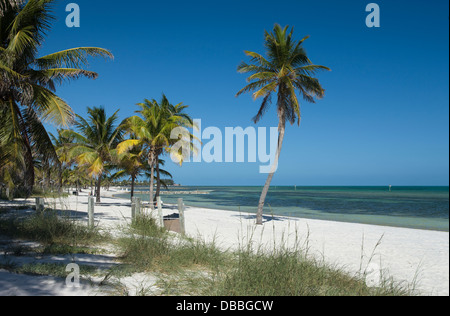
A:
[117,215,229,274]
[0,209,106,252]
[116,215,415,296]
[0,205,417,296]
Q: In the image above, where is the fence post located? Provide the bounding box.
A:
[131,197,136,222]
[157,196,164,227]
[35,197,44,213]
[178,198,186,236]
[88,196,95,229]
[135,197,141,217]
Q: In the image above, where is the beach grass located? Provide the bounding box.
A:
[0,262,99,279]
[116,214,415,296]
[0,209,107,252]
[211,246,412,296]
[117,215,230,274]
[0,202,417,296]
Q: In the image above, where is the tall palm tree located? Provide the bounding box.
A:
[236,24,330,225]
[0,0,113,196]
[118,94,194,208]
[63,106,123,203]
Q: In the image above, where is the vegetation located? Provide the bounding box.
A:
[0,201,415,296]
[0,209,105,249]
[118,95,195,207]
[115,215,414,296]
[61,107,124,203]
[1,1,412,298]
[236,24,330,224]
[0,0,113,198]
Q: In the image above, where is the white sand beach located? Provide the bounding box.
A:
[1,189,449,296]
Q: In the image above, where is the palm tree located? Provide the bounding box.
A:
[49,129,76,192]
[118,94,194,208]
[116,140,147,200]
[236,24,330,225]
[0,0,113,196]
[63,106,123,203]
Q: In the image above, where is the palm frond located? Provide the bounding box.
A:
[35,47,113,69]
[31,84,74,127]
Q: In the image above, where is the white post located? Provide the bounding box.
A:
[35,197,44,213]
[131,197,136,222]
[88,196,95,228]
[135,197,141,217]
[178,198,186,236]
[157,196,164,227]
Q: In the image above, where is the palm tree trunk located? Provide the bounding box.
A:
[148,151,156,210]
[256,117,286,225]
[96,173,102,203]
[149,164,155,210]
[130,174,136,201]
[155,161,161,202]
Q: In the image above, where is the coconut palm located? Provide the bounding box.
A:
[49,129,76,192]
[0,0,113,196]
[236,24,330,225]
[118,95,194,208]
[116,140,147,200]
[63,106,123,203]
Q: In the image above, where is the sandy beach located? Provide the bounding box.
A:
[1,189,449,296]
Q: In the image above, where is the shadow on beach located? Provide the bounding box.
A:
[230,214,298,223]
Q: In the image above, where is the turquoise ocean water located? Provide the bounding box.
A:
[117,186,449,232]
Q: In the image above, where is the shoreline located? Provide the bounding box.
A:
[109,189,449,233]
[112,194,449,233]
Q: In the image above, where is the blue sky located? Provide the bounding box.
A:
[41,0,449,186]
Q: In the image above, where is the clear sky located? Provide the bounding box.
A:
[41,0,449,186]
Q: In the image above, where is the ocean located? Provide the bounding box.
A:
[117,186,449,232]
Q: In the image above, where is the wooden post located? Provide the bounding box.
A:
[135,197,141,217]
[35,197,44,213]
[131,197,136,222]
[88,196,95,228]
[178,198,186,235]
[157,196,164,227]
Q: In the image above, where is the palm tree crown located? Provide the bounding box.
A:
[118,94,195,207]
[63,106,123,202]
[237,24,329,125]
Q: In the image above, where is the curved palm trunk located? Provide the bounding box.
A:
[130,174,136,201]
[256,117,286,225]
[148,151,157,210]
[155,162,161,203]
